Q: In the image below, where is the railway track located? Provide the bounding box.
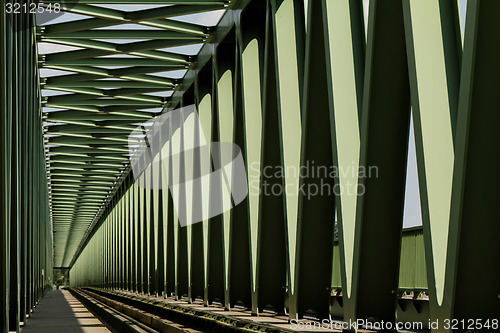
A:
[70,288,295,333]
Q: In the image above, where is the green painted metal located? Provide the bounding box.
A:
[446,0,500,324]
[348,0,411,324]
[43,13,207,36]
[237,1,267,315]
[0,0,492,332]
[322,0,365,323]
[228,28,252,310]
[403,0,462,329]
[291,0,336,320]
[271,0,305,320]
[37,1,227,269]
[44,30,203,40]
[1,3,54,332]
[398,227,427,291]
[215,31,236,310]
[194,61,212,305]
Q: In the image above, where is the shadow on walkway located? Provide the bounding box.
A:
[20,289,112,333]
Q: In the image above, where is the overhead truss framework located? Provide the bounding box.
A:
[38,0,229,267]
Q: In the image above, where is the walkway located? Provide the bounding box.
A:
[20,289,112,333]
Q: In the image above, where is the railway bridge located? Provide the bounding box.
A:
[1,0,499,332]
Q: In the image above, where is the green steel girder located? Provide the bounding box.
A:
[51,206,101,211]
[49,194,105,200]
[61,4,127,21]
[50,188,110,194]
[43,107,161,119]
[44,74,104,84]
[45,65,185,77]
[43,30,204,40]
[49,172,119,179]
[43,80,173,100]
[51,208,97,213]
[100,105,162,114]
[52,38,201,53]
[48,145,129,153]
[49,160,128,167]
[49,143,130,152]
[45,93,164,104]
[51,182,115,189]
[46,112,152,122]
[43,38,190,62]
[56,3,224,23]
[50,163,125,170]
[44,15,207,36]
[52,207,100,213]
[140,18,208,35]
[46,124,133,134]
[43,88,104,98]
[127,4,223,21]
[47,98,163,106]
[47,133,129,142]
[46,80,173,88]
[44,58,188,67]
[50,176,115,183]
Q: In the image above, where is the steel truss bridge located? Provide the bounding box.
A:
[1,0,499,332]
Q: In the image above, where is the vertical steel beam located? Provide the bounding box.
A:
[349,0,412,324]
[238,1,267,315]
[403,0,461,328]
[145,165,153,295]
[187,85,205,301]
[163,114,176,297]
[139,169,146,293]
[152,154,160,296]
[134,180,139,292]
[119,190,123,290]
[118,193,122,289]
[289,0,337,320]
[175,103,188,300]
[170,113,181,299]
[107,211,111,288]
[229,32,252,310]
[271,0,305,319]
[447,0,500,325]
[320,0,366,324]
[112,204,116,289]
[155,164,165,297]
[195,64,213,305]
[207,53,225,305]
[215,32,237,309]
[124,183,129,291]
[250,0,288,315]
[159,116,172,297]
[127,180,133,291]
[20,15,29,318]
[9,11,21,332]
[181,87,198,303]
[0,5,11,332]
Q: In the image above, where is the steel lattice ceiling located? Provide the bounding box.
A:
[38,0,229,267]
